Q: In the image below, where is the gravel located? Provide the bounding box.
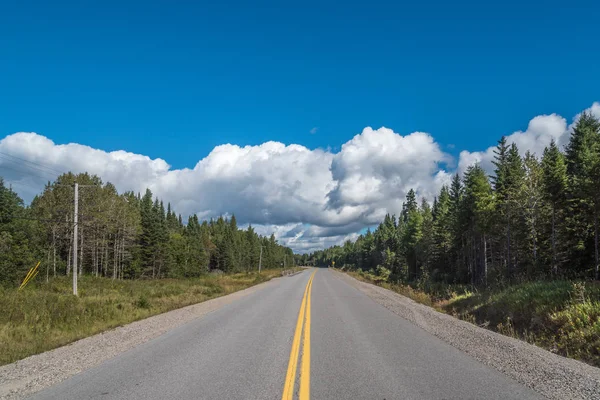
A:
[333,270,600,400]
[0,277,282,400]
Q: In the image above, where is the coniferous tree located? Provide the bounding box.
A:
[1,172,295,285]
[521,151,543,276]
[565,112,600,277]
[541,140,568,275]
[432,186,452,280]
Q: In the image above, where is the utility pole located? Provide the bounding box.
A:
[73,182,78,296]
[258,245,263,274]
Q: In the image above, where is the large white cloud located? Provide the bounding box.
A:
[1,102,598,253]
[328,127,451,225]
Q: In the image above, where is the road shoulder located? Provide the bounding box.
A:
[331,269,600,400]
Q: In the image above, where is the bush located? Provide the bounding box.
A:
[376,266,391,282]
[135,295,150,309]
[549,301,600,363]
[442,280,600,366]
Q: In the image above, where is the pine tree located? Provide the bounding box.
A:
[522,151,543,276]
[432,186,452,280]
[402,189,418,223]
[491,136,509,192]
[449,174,464,279]
[494,142,526,281]
[542,140,568,275]
[463,164,495,285]
[140,189,156,277]
[403,206,423,280]
[419,198,434,279]
[565,112,600,278]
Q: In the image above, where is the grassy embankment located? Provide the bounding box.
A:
[0,268,298,366]
[341,268,600,368]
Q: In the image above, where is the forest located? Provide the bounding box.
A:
[301,112,600,286]
[0,172,295,286]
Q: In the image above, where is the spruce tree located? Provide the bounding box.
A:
[402,189,418,223]
[565,112,600,277]
[541,140,568,275]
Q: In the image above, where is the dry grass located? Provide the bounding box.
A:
[0,269,284,366]
[345,270,439,309]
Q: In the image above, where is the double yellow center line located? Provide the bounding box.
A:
[281,269,316,400]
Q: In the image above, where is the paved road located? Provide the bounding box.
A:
[31,268,542,400]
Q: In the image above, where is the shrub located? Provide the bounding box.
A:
[375,266,391,282]
[135,295,150,309]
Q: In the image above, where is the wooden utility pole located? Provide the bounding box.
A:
[259,245,263,274]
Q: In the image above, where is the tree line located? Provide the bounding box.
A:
[301,112,600,285]
[0,172,294,285]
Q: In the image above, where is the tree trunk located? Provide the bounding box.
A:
[483,234,488,287]
[552,205,557,276]
[119,235,125,279]
[66,215,71,276]
[104,239,109,277]
[52,227,56,277]
[100,236,104,277]
[92,232,96,277]
[67,242,72,276]
[595,207,599,281]
[79,225,84,276]
[46,248,50,283]
[507,216,511,282]
[113,231,118,280]
[94,236,97,277]
[532,217,537,265]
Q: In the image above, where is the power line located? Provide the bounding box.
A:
[0,151,65,176]
[0,160,59,181]
[4,215,100,229]
[3,179,44,192]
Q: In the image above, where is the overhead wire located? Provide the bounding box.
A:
[3,179,44,192]
[0,152,65,201]
[4,214,99,229]
[0,160,59,188]
[0,151,65,176]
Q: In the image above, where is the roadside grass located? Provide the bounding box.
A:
[0,269,287,366]
[339,268,600,367]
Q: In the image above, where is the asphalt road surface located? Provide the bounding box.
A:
[31,268,543,400]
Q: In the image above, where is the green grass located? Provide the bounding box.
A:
[0,269,285,366]
[443,280,600,366]
[340,269,600,367]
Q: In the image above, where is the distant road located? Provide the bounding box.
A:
[31,268,541,400]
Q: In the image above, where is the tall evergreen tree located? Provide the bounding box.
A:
[402,189,418,223]
[565,112,600,277]
[542,140,568,275]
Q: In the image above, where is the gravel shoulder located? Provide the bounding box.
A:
[0,276,283,400]
[332,269,600,400]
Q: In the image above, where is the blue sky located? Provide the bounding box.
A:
[1,0,599,252]
[2,0,598,168]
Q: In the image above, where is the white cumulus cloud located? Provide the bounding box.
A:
[1,102,598,252]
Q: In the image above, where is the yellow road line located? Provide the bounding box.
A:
[282,269,316,400]
[299,272,313,400]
